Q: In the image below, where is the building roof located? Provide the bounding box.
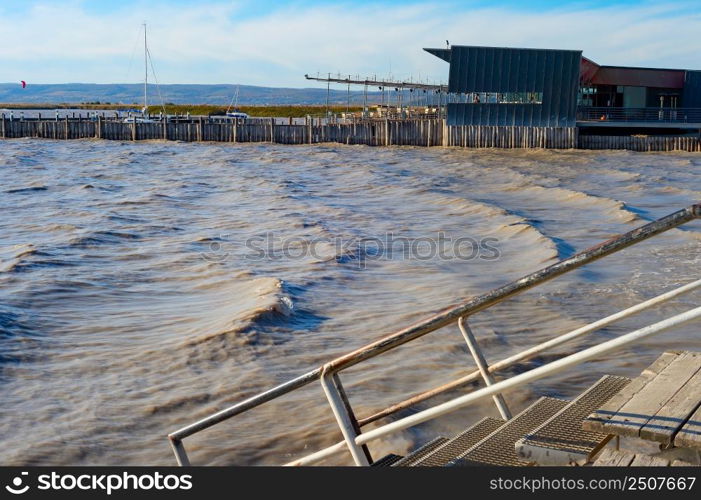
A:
[426,46,694,90]
[581,56,685,88]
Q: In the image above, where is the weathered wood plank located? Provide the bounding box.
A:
[583,351,681,432]
[671,459,697,466]
[593,448,635,466]
[629,454,670,466]
[640,361,701,444]
[673,402,701,450]
[603,352,701,438]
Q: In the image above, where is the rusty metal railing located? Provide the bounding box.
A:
[168,203,701,466]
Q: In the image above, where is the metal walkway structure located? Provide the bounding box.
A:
[304,73,447,92]
[168,204,701,466]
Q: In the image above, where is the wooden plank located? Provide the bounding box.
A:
[583,351,681,432]
[603,352,701,438]
[593,448,635,466]
[674,402,701,450]
[630,454,670,466]
[671,459,697,466]
[640,361,701,444]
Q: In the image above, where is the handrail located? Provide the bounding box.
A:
[355,306,701,445]
[324,205,700,373]
[356,277,701,427]
[577,106,701,123]
[284,278,701,466]
[168,203,700,465]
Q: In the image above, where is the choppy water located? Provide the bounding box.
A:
[0,138,699,465]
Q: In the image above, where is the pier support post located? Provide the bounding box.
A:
[1,113,5,139]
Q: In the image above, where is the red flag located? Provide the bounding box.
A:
[21,81,26,88]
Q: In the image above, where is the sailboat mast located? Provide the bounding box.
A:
[143,23,148,114]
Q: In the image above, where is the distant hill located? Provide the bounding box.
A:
[0,83,380,106]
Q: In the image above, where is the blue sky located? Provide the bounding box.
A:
[1,1,700,87]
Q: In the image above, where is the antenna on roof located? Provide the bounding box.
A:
[446,40,450,48]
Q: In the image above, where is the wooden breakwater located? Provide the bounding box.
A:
[447,125,578,149]
[0,116,572,148]
[0,116,444,146]
[2,116,700,151]
[578,134,701,152]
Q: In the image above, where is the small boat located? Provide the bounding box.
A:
[123,116,159,124]
[225,86,249,120]
[225,110,249,120]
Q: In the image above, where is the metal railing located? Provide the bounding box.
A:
[577,107,701,124]
[168,204,701,466]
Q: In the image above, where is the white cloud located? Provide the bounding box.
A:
[0,1,700,86]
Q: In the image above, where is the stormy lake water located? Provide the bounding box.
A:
[0,138,699,465]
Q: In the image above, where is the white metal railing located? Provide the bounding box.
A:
[168,204,701,466]
[285,280,701,465]
[355,307,701,445]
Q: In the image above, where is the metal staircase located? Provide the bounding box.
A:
[376,374,633,466]
[451,397,569,466]
[515,375,631,465]
[409,417,504,467]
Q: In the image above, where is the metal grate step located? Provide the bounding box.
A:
[371,453,404,467]
[411,417,505,467]
[450,397,569,466]
[391,437,449,467]
[515,375,632,465]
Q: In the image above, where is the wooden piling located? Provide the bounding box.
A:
[2,117,700,152]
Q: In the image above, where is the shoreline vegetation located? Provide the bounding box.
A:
[0,103,365,118]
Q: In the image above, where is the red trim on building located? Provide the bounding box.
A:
[580,56,685,88]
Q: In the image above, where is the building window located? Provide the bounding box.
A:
[447,92,543,104]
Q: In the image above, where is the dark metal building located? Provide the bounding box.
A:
[426,45,582,127]
[426,45,701,127]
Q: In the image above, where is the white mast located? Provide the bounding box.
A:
[143,22,148,115]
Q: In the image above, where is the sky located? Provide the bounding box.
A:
[0,0,700,87]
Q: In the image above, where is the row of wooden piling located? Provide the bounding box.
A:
[448,125,578,149]
[2,116,700,151]
[577,134,701,152]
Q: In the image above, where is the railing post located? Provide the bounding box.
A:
[458,316,512,420]
[331,373,373,463]
[320,366,370,466]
